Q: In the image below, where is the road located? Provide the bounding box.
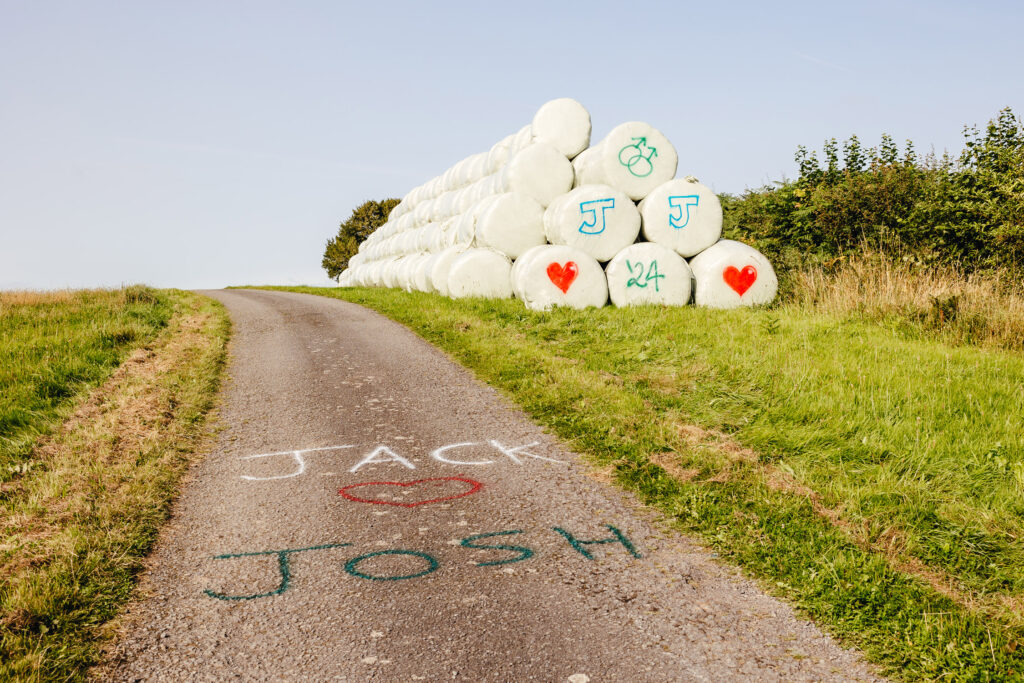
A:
[103,289,880,681]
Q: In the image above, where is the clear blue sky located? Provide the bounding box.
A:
[2,0,1021,290]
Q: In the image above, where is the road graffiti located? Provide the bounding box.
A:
[345,550,439,581]
[350,445,415,473]
[460,530,534,566]
[338,476,483,507]
[237,440,565,481]
[204,543,352,601]
[204,526,642,599]
[239,445,354,481]
[553,525,642,559]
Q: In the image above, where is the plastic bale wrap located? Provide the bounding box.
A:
[475,192,547,259]
[572,121,677,201]
[638,178,722,257]
[688,239,778,308]
[605,242,693,307]
[512,244,608,311]
[530,97,592,160]
[446,248,514,299]
[544,184,641,262]
[500,141,575,207]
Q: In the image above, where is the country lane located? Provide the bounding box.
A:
[101,289,881,682]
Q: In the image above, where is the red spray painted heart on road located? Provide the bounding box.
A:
[723,265,757,296]
[339,477,482,508]
[546,261,579,294]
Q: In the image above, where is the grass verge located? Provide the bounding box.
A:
[0,289,230,681]
[268,285,1024,681]
[1,286,173,481]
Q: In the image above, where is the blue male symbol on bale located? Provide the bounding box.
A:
[618,137,659,178]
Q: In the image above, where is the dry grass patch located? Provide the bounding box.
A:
[790,253,1024,350]
[0,290,77,308]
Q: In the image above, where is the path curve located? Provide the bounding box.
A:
[103,289,880,681]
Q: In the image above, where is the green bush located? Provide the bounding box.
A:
[722,108,1024,278]
[322,198,400,279]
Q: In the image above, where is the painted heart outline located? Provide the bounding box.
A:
[547,261,579,294]
[723,265,757,296]
[339,476,483,508]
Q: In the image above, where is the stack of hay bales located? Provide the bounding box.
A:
[339,99,777,311]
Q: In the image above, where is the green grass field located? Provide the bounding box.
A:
[0,287,172,482]
[275,285,1024,681]
[1,288,229,681]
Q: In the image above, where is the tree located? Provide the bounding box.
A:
[322,198,400,280]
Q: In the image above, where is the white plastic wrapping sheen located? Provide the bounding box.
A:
[543,184,641,262]
[530,98,592,160]
[500,141,574,207]
[573,122,678,201]
[606,242,693,307]
[429,245,468,297]
[511,244,607,311]
[638,178,723,257]
[339,97,778,311]
[475,192,546,259]
[688,240,778,309]
[446,248,514,299]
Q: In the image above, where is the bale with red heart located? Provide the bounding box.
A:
[687,239,778,308]
[511,244,607,311]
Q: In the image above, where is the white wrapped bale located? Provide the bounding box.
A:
[395,213,415,233]
[500,141,574,207]
[487,135,514,172]
[510,125,534,154]
[512,244,608,311]
[415,225,434,252]
[433,193,455,221]
[474,192,546,259]
[429,245,468,297]
[446,248,514,299]
[467,153,490,183]
[413,201,432,227]
[605,242,693,307]
[510,244,548,301]
[573,121,678,201]
[382,258,402,289]
[638,178,722,257]
[414,254,438,293]
[531,98,591,160]
[453,211,476,247]
[400,255,423,292]
[455,188,476,214]
[427,177,444,199]
[439,217,460,249]
[688,240,778,308]
[543,184,641,262]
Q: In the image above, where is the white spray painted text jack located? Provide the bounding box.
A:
[237,441,565,481]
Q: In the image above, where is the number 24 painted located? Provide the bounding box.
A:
[626,260,665,291]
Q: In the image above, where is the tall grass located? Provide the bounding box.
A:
[785,252,1024,351]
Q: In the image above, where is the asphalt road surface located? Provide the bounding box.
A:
[103,289,881,682]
